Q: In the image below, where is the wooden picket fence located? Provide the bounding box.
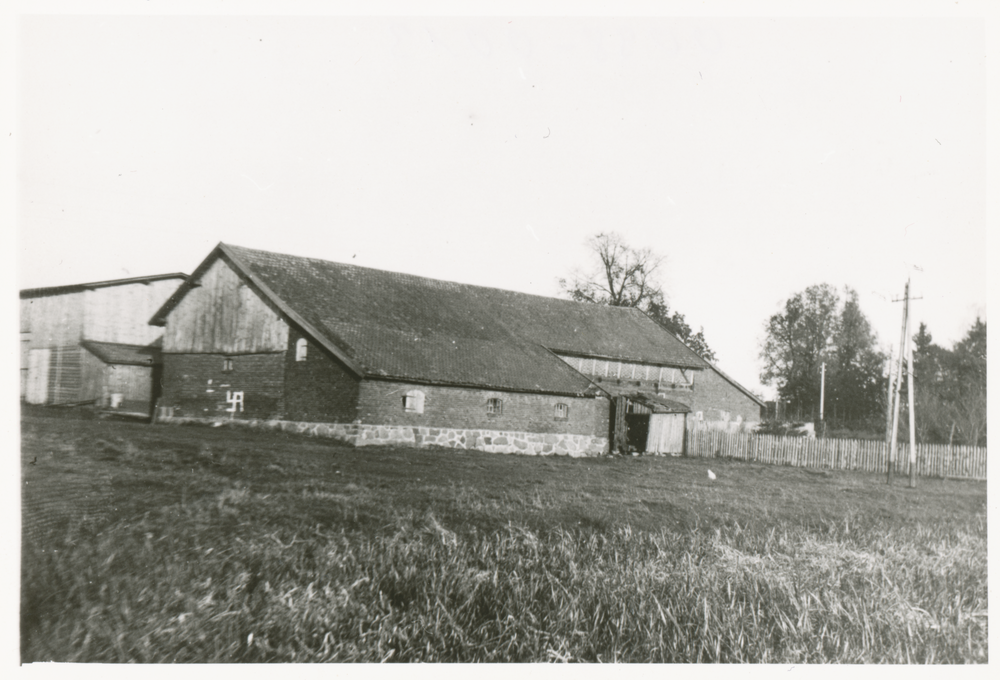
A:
[686,429,987,481]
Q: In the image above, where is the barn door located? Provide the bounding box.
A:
[26,349,51,404]
[647,414,686,454]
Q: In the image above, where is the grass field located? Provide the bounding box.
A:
[21,408,987,663]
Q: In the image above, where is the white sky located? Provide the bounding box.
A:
[2,5,999,672]
[9,2,992,400]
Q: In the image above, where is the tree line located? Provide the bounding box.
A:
[759,284,986,446]
[560,233,985,446]
[911,318,987,447]
[759,284,886,430]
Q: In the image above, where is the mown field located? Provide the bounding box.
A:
[21,408,987,663]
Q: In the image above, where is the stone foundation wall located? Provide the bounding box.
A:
[155,411,608,457]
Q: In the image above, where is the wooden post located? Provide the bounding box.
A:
[885,352,894,447]
[888,280,910,484]
[819,361,826,437]
[907,323,917,488]
[613,396,628,454]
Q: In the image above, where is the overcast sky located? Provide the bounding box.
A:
[12,4,990,398]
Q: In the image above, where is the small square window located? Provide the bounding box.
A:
[554,403,569,420]
[486,398,503,415]
[403,390,425,414]
[222,358,234,373]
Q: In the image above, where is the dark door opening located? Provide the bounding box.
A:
[624,413,650,452]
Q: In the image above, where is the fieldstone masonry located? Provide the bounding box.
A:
[156,410,609,457]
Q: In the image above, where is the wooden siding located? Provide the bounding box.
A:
[162,257,289,354]
[20,334,30,398]
[21,294,86,348]
[556,353,696,385]
[79,348,107,404]
[83,278,180,345]
[79,346,154,412]
[46,346,83,405]
[106,364,154,413]
[21,278,180,352]
[26,349,50,404]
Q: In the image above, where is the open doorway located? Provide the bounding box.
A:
[612,393,690,454]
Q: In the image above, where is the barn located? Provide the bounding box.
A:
[151,243,762,456]
[20,273,187,415]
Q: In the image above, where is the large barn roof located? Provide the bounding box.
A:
[152,243,709,396]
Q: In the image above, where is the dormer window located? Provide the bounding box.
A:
[295,338,308,362]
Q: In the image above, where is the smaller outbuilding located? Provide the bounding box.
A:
[21,273,187,415]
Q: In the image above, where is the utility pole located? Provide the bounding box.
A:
[819,362,826,438]
[884,350,894,446]
[907,322,918,488]
[887,278,921,486]
[888,282,908,485]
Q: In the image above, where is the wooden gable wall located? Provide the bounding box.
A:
[21,293,86,348]
[83,278,181,345]
[162,257,289,354]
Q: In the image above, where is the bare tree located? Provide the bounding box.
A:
[560,233,664,307]
[559,233,716,361]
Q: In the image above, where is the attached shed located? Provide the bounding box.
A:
[79,340,162,415]
[604,385,691,454]
[150,243,763,457]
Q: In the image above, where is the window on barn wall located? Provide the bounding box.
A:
[403,390,425,414]
[486,398,503,415]
[554,403,569,420]
[295,338,308,361]
[222,358,233,373]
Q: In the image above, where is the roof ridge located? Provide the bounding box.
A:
[221,242,649,315]
[20,272,188,298]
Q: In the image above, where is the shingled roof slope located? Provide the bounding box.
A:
[158,243,709,395]
[469,288,706,368]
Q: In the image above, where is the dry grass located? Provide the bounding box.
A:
[21,408,987,663]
